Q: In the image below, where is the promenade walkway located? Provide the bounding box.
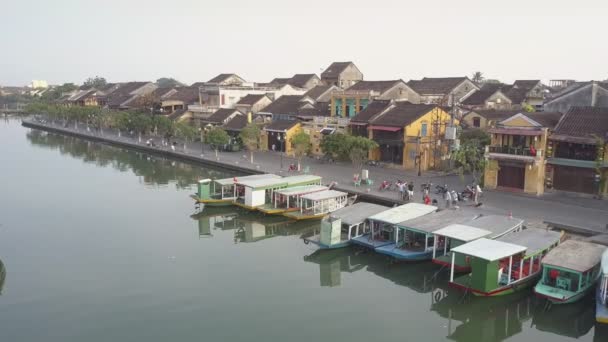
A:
[22,117,608,234]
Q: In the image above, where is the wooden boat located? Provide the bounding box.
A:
[432,215,524,272]
[257,185,328,215]
[448,229,563,296]
[303,202,390,249]
[534,240,606,304]
[283,190,349,220]
[374,209,481,261]
[190,174,280,206]
[350,203,437,249]
[233,175,322,210]
[598,249,608,323]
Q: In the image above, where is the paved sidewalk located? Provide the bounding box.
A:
[23,118,608,234]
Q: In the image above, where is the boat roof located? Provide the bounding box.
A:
[396,209,481,233]
[276,185,328,196]
[451,238,527,261]
[214,174,280,186]
[300,190,347,201]
[282,175,322,186]
[368,203,437,225]
[542,240,606,273]
[464,215,524,238]
[236,177,288,189]
[433,224,493,242]
[328,202,390,226]
[498,229,562,256]
[602,250,608,275]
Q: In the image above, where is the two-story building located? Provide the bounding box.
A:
[270,74,321,90]
[234,94,272,115]
[484,111,563,195]
[407,77,479,106]
[544,81,608,113]
[320,62,363,89]
[330,80,419,118]
[546,106,608,196]
[461,83,513,110]
[461,110,519,130]
[103,82,158,110]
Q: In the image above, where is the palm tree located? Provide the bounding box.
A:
[472,71,484,84]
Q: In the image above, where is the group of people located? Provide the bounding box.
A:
[397,181,415,201]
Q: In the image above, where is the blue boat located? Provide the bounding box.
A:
[350,203,437,249]
[374,209,482,261]
[304,202,389,249]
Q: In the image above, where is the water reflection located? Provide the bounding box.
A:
[0,259,5,295]
[191,207,320,243]
[26,129,233,189]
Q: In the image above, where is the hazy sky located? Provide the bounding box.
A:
[2,0,607,86]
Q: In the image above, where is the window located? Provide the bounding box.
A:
[473,117,481,128]
[421,122,428,136]
[221,94,225,105]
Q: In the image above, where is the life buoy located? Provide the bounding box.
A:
[434,290,442,302]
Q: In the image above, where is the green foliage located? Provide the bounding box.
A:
[40,83,78,101]
[174,121,197,142]
[459,128,490,147]
[239,123,261,162]
[83,76,107,88]
[152,115,174,137]
[452,138,487,184]
[521,103,535,112]
[156,77,184,88]
[290,130,312,159]
[206,127,230,147]
[472,71,484,84]
[320,133,378,171]
[320,133,350,160]
[593,135,606,198]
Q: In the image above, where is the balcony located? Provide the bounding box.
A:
[486,145,544,163]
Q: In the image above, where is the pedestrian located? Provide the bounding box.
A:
[272,143,276,152]
[407,181,414,201]
[424,194,431,205]
[171,142,175,152]
[445,189,452,209]
[398,181,405,200]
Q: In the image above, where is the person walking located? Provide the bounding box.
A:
[407,181,414,201]
[444,189,452,209]
[398,181,405,201]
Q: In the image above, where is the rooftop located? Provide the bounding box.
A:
[497,229,562,256]
[345,80,403,94]
[321,62,354,79]
[368,203,437,225]
[264,120,299,132]
[214,174,280,186]
[451,238,527,261]
[433,224,493,242]
[259,95,309,115]
[542,240,606,273]
[288,74,319,88]
[275,185,328,196]
[164,86,199,103]
[552,106,608,142]
[304,85,335,101]
[407,77,469,95]
[205,108,241,124]
[300,190,347,201]
[350,100,392,123]
[370,102,438,127]
[236,94,267,105]
[397,209,482,233]
[222,114,249,132]
[465,215,524,238]
[328,202,390,226]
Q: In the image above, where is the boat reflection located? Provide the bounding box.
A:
[431,287,598,341]
[0,259,5,295]
[303,248,367,287]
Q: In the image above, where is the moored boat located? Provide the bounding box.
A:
[374,208,481,261]
[350,203,437,249]
[432,215,524,272]
[448,228,563,296]
[191,174,280,206]
[257,184,328,215]
[233,175,322,210]
[283,189,349,220]
[598,249,608,323]
[534,240,606,304]
[303,202,390,249]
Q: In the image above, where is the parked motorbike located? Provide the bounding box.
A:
[435,184,448,194]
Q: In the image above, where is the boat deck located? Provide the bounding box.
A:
[283,211,325,220]
[257,203,298,215]
[374,244,432,261]
[304,234,350,249]
[351,235,393,249]
[329,202,390,226]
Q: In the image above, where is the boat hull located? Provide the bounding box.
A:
[303,235,350,249]
[190,195,233,206]
[597,285,608,324]
[283,212,326,220]
[350,235,394,249]
[374,244,433,261]
[450,272,540,297]
[534,280,598,304]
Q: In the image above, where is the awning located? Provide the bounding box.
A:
[488,128,542,136]
[369,125,402,132]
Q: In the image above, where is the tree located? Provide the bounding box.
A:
[346,135,378,173]
[290,130,311,170]
[174,121,198,150]
[452,138,487,185]
[459,128,490,147]
[156,77,184,88]
[40,83,78,101]
[239,122,261,163]
[206,127,230,158]
[521,103,535,112]
[472,71,484,84]
[593,135,607,199]
[320,132,350,160]
[83,76,107,89]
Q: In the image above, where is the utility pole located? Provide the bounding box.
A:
[448,94,456,170]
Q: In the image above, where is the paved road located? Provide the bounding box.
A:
[24,118,608,233]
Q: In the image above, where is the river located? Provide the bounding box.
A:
[0,117,606,342]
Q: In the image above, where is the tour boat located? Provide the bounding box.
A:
[534,240,606,304]
[257,184,328,215]
[350,203,437,249]
[374,209,481,261]
[598,249,608,323]
[431,215,524,272]
[303,202,390,249]
[233,175,322,210]
[282,189,349,220]
[448,229,563,297]
[191,174,280,206]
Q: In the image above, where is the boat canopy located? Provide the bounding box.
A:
[236,178,288,190]
[215,174,280,186]
[542,240,606,273]
[328,202,390,226]
[396,209,481,234]
[451,238,527,261]
[198,178,212,184]
[275,185,328,196]
[434,224,492,242]
[603,249,608,275]
[368,203,437,225]
[283,175,322,186]
[300,190,347,202]
[464,215,524,238]
[498,229,562,257]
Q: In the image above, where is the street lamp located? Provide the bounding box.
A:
[416,136,422,177]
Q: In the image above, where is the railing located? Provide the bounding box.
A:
[488,145,543,157]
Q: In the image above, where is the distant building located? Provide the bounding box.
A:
[407,77,478,106]
[234,94,272,115]
[29,80,49,89]
[544,81,608,113]
[461,109,519,130]
[102,82,157,110]
[270,74,322,90]
[330,80,419,118]
[321,62,363,89]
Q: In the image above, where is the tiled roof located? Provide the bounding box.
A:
[264,120,299,132]
[298,103,330,117]
[207,74,237,83]
[111,82,149,95]
[151,87,176,100]
[223,114,249,132]
[304,85,334,100]
[259,95,308,115]
[236,94,267,105]
[321,62,353,79]
[370,103,437,127]
[523,111,563,128]
[350,100,393,123]
[168,108,188,120]
[206,108,241,124]
[345,80,403,94]
[504,86,528,104]
[467,109,520,121]
[407,77,468,95]
[269,78,291,85]
[288,74,318,88]
[512,80,540,92]
[164,87,199,103]
[190,82,206,88]
[461,89,498,105]
[553,106,608,139]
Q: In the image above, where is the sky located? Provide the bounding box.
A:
[1,0,607,86]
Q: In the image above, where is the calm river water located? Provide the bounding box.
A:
[0,117,606,342]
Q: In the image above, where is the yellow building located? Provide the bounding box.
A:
[263,121,301,156]
[357,103,456,171]
[461,110,518,130]
[484,112,563,195]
